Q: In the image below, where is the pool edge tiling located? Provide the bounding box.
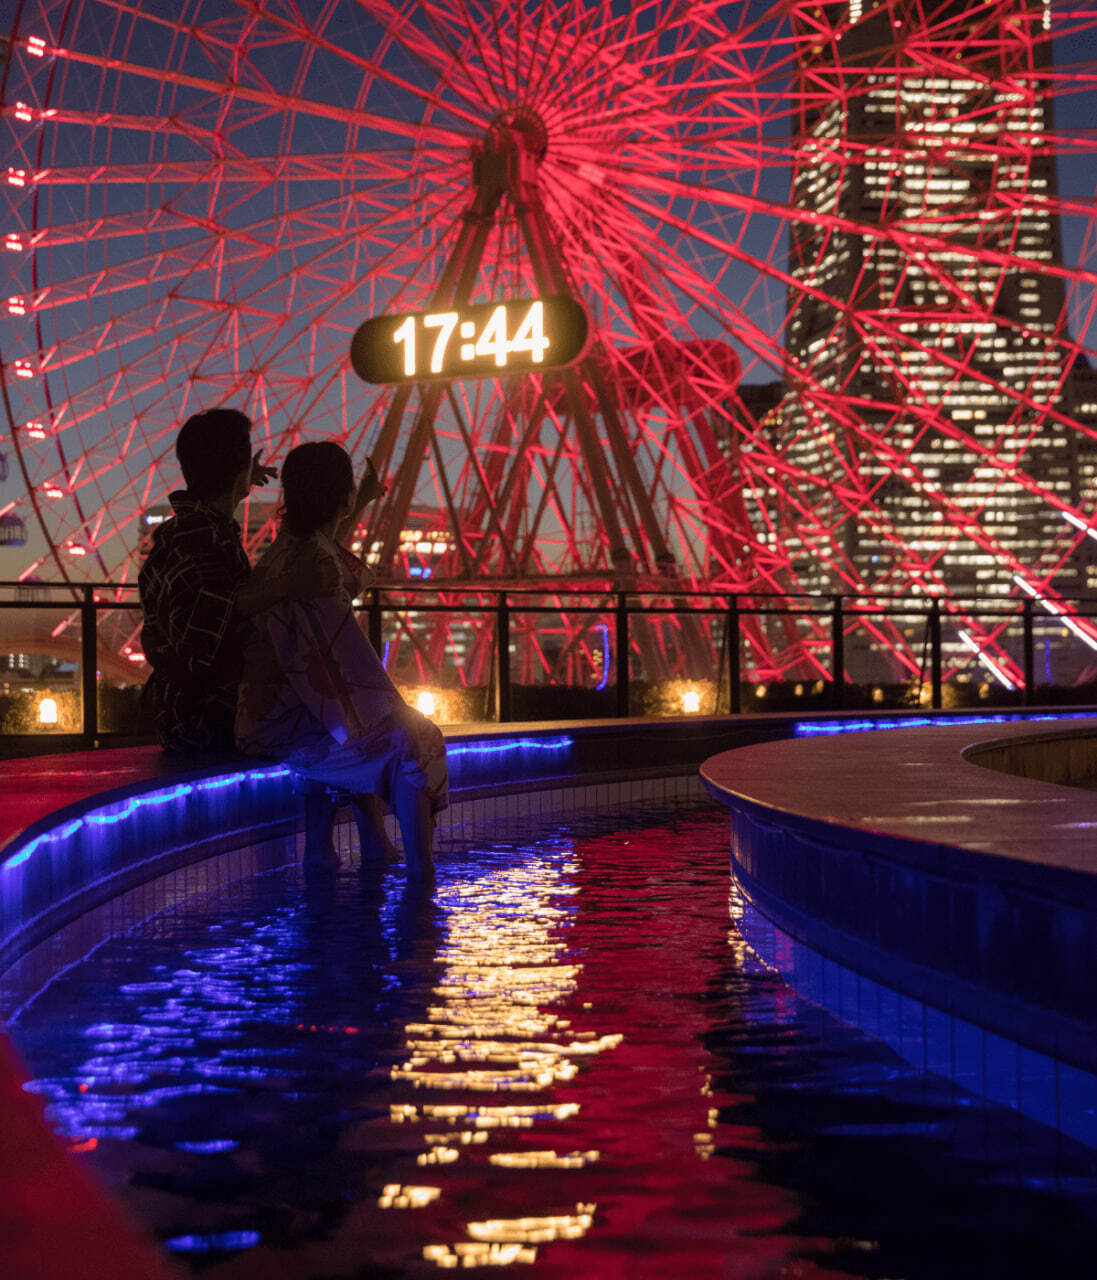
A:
[701,718,1097,1146]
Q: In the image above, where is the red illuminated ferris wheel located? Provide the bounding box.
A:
[3,0,1097,689]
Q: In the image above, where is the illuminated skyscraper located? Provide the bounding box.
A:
[780,0,1081,621]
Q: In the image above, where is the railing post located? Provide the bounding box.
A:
[728,596,741,714]
[930,598,943,710]
[615,592,629,717]
[81,585,98,748]
[1022,597,1035,705]
[368,587,383,656]
[495,591,511,723]
[831,594,844,710]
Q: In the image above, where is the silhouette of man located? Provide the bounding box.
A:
[139,407,275,753]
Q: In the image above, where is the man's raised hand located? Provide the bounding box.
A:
[250,449,278,488]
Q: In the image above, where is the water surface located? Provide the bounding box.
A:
[9,796,1097,1278]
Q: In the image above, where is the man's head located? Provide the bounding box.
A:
[176,408,252,503]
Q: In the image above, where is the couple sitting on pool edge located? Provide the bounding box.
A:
[137,408,448,877]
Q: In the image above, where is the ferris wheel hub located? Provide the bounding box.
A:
[484,107,548,162]
[471,107,547,207]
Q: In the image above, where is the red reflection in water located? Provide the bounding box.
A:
[356,815,859,1279]
[511,818,855,1280]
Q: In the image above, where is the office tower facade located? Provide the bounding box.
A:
[779,0,1080,635]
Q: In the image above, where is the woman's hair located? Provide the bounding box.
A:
[280,441,354,537]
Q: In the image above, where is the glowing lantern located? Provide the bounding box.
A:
[681,688,701,714]
[38,696,58,725]
[416,690,437,717]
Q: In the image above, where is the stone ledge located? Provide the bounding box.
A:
[964,725,1097,786]
[701,718,1097,1078]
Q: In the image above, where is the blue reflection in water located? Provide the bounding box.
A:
[165,1231,261,1253]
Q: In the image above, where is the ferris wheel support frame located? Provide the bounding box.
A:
[361,113,683,587]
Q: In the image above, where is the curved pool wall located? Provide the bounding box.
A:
[2,715,814,986]
[5,708,1096,988]
[702,719,1097,1148]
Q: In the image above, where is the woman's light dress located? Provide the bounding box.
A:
[235,529,448,810]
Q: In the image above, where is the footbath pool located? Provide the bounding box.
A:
[5,787,1097,1279]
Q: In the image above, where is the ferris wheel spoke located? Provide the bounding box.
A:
[229,0,500,133]
[817,416,1059,596]
[32,151,422,190]
[33,176,464,392]
[508,0,558,102]
[45,41,469,148]
[203,201,468,395]
[362,0,512,118]
[620,153,1097,295]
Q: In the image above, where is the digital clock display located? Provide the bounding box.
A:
[350,294,588,384]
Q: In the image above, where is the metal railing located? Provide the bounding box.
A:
[2,581,1095,747]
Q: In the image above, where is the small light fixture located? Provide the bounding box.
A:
[38,696,58,725]
[754,683,766,698]
[682,688,701,714]
[416,690,436,717]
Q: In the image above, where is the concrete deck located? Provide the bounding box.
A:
[702,717,1097,881]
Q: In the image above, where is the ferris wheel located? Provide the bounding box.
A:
[2,0,1097,690]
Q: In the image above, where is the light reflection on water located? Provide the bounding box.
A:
[8,797,1097,1279]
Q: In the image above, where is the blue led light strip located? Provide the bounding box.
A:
[0,735,576,873]
[2,767,292,872]
[447,736,573,758]
[794,712,1097,738]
